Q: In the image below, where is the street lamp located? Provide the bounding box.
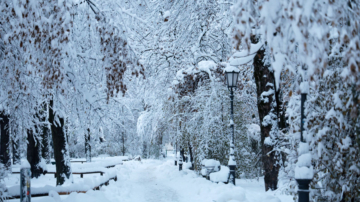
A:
[224,67,240,185]
[295,66,312,202]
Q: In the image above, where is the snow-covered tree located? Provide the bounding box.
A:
[233,0,360,200]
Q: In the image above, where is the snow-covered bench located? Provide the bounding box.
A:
[200,159,221,180]
[200,159,230,183]
[6,172,117,199]
[209,166,230,183]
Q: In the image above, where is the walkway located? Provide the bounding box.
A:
[10,158,292,202]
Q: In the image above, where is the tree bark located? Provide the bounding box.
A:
[49,99,71,185]
[121,132,126,156]
[252,37,285,191]
[27,129,45,178]
[41,125,50,164]
[180,146,185,163]
[41,103,51,164]
[12,137,20,164]
[188,141,194,170]
[85,128,91,162]
[0,111,10,168]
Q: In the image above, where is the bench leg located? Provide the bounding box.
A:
[101,173,103,176]
[81,174,83,178]
[54,174,56,178]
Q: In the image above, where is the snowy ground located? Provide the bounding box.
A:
[7,157,293,202]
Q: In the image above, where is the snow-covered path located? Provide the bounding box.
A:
[20,158,292,202]
[100,159,291,202]
[104,160,180,202]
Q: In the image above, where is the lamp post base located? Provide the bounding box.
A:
[20,168,31,202]
[228,165,236,185]
[296,179,312,202]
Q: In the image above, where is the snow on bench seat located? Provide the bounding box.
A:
[201,159,220,177]
[6,171,117,198]
[209,166,230,183]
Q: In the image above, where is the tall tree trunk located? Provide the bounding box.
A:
[41,103,51,164]
[12,137,20,164]
[252,37,285,191]
[121,132,126,156]
[180,146,185,163]
[49,99,71,185]
[27,129,45,178]
[0,111,7,201]
[85,128,91,162]
[188,141,194,170]
[0,111,10,168]
[41,125,50,164]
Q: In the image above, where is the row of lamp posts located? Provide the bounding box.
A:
[174,66,311,202]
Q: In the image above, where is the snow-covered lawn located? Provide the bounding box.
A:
[7,158,293,202]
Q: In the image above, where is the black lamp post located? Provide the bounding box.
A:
[296,67,312,202]
[225,69,240,185]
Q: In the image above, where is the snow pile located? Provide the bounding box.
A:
[62,190,111,202]
[215,188,246,202]
[183,162,192,170]
[209,166,229,183]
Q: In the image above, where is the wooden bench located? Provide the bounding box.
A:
[12,171,104,178]
[51,160,87,165]
[105,162,123,168]
[71,160,87,164]
[72,171,104,178]
[93,176,117,190]
[201,165,221,180]
[6,175,117,199]
[11,171,56,177]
